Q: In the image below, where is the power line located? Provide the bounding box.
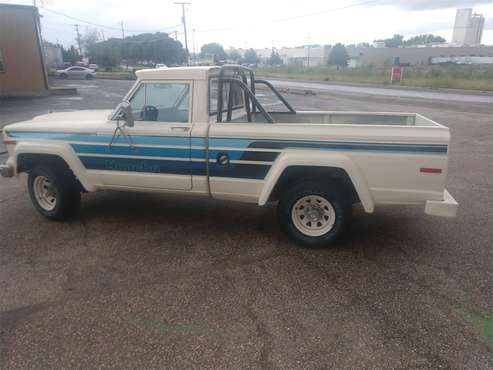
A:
[40,7,180,34]
[195,0,383,34]
[273,0,383,22]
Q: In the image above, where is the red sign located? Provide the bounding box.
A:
[391,66,403,83]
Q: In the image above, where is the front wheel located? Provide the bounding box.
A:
[85,74,94,80]
[278,180,351,248]
[28,166,81,220]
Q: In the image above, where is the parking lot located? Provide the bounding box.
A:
[1,78,492,369]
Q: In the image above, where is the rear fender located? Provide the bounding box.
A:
[259,151,374,213]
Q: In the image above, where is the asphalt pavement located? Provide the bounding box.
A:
[1,78,492,369]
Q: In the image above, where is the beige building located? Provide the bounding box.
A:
[0,4,49,97]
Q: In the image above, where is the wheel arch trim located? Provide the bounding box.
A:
[14,141,96,191]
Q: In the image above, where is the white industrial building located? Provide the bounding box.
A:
[452,8,484,46]
[277,45,329,67]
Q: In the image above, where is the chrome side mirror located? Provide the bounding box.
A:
[115,100,135,127]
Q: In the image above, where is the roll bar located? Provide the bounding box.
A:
[215,64,296,123]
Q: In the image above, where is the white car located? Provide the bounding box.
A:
[0,65,458,247]
[56,66,96,80]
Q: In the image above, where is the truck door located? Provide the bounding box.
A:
[89,81,193,190]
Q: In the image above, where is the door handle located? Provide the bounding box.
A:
[171,127,190,132]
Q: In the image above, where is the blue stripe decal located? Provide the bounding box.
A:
[79,156,269,179]
[9,130,447,180]
[71,144,204,159]
[9,131,447,154]
[72,144,277,162]
[9,131,448,153]
[9,131,192,147]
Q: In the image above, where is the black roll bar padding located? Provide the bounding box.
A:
[240,73,252,122]
[255,79,296,114]
[221,77,274,123]
[216,64,272,122]
[216,67,225,123]
[226,78,234,122]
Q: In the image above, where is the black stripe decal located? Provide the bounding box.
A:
[246,140,447,153]
[239,151,279,161]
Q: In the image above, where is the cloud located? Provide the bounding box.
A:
[376,0,493,10]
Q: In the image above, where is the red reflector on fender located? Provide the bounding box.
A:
[3,140,16,145]
[420,167,442,174]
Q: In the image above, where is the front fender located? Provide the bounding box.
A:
[258,150,375,213]
[14,140,96,191]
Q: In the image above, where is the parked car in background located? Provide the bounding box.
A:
[155,63,168,68]
[56,66,96,80]
[88,63,99,71]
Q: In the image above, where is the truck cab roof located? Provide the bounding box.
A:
[135,66,220,81]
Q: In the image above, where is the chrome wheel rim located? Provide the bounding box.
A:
[291,195,336,237]
[33,176,57,211]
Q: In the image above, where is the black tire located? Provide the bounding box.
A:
[59,73,67,79]
[28,165,81,220]
[277,180,351,248]
[85,74,93,80]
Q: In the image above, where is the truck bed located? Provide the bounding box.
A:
[234,111,441,127]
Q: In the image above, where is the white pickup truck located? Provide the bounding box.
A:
[1,65,458,247]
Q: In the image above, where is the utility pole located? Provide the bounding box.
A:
[192,29,196,64]
[307,37,311,68]
[174,2,191,65]
[74,24,82,56]
[120,21,125,39]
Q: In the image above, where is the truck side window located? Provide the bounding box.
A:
[129,82,190,123]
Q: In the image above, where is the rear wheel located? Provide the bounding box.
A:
[28,165,80,220]
[85,74,93,80]
[278,180,351,248]
[59,73,67,79]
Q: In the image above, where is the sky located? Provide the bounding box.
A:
[3,0,493,50]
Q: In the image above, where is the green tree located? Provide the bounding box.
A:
[244,48,258,65]
[403,34,446,46]
[200,42,227,60]
[87,32,187,68]
[81,28,100,56]
[88,40,121,68]
[62,45,81,64]
[228,49,242,63]
[268,51,282,65]
[328,43,348,68]
[375,34,404,48]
